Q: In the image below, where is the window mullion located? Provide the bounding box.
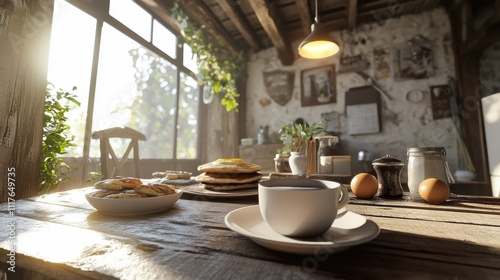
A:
[82,18,104,183]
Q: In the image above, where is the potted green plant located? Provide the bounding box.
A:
[40,83,79,193]
[278,119,328,175]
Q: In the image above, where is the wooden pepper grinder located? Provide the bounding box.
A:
[372,155,404,198]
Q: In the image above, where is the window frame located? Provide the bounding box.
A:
[63,0,201,171]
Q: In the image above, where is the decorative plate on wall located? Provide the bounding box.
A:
[406,89,424,103]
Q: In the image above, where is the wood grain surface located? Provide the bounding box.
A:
[1,187,499,279]
[0,1,53,203]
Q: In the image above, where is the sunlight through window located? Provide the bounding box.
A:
[109,0,152,41]
[48,0,200,162]
[47,0,96,157]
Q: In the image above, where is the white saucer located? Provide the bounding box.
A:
[225,205,380,255]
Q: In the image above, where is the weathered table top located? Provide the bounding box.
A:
[1,186,500,279]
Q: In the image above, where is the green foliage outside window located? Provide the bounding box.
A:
[127,47,199,159]
[126,47,178,158]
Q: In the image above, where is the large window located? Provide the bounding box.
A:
[47,0,95,157]
[48,0,200,161]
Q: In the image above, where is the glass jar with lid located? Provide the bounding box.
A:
[315,136,339,174]
[407,147,455,194]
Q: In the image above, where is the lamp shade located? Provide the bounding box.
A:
[298,23,339,59]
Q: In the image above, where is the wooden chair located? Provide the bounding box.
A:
[91,127,147,179]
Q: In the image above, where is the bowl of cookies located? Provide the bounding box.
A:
[85,177,182,215]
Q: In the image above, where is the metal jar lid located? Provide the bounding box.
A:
[314,135,339,143]
[372,154,404,166]
[407,147,446,156]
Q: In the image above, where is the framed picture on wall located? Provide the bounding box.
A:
[393,35,434,81]
[300,65,337,107]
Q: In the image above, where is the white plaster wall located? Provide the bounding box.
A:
[245,8,460,177]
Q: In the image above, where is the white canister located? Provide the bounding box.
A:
[319,156,333,174]
[407,147,455,194]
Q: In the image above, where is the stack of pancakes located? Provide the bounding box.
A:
[196,159,262,191]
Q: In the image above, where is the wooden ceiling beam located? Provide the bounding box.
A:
[461,8,500,56]
[359,0,424,23]
[459,1,471,43]
[248,0,294,65]
[418,0,441,12]
[451,0,466,10]
[346,0,358,30]
[175,0,240,54]
[135,0,181,35]
[217,0,264,51]
[296,0,312,36]
[358,0,393,11]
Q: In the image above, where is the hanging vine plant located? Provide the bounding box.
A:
[171,4,246,112]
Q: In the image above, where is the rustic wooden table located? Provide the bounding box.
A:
[1,186,500,279]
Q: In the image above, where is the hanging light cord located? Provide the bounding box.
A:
[314,0,319,23]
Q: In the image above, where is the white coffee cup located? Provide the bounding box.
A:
[259,179,349,237]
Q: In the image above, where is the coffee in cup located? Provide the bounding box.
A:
[259,179,348,237]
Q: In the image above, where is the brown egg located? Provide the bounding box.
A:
[418,178,450,204]
[350,173,378,199]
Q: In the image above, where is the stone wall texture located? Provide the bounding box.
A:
[244,7,461,178]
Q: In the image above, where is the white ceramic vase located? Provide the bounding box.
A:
[289,152,307,176]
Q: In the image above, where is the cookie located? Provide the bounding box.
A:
[135,183,176,196]
[94,177,142,190]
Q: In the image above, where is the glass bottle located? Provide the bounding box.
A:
[315,136,339,174]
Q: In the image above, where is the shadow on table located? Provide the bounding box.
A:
[237,228,500,279]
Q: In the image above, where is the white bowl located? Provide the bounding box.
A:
[85,189,182,216]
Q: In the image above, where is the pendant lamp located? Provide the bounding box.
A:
[298,0,340,59]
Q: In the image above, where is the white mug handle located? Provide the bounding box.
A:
[338,184,349,209]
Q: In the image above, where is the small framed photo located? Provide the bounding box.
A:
[430,85,452,120]
[300,65,337,107]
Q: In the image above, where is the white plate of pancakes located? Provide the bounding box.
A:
[85,177,183,216]
[187,158,262,197]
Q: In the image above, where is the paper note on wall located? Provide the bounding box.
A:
[346,103,380,135]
